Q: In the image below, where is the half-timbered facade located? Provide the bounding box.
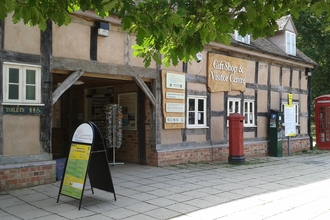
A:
[0,12,316,191]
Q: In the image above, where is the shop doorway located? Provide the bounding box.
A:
[51,74,149,164]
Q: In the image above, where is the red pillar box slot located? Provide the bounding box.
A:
[227,113,245,164]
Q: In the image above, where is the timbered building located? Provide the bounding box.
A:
[0,12,316,191]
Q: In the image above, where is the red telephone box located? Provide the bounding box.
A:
[315,95,330,150]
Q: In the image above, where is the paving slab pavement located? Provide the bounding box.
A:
[2,151,330,219]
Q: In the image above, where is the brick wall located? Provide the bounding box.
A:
[282,138,310,154]
[116,131,139,163]
[0,161,56,191]
[155,138,310,166]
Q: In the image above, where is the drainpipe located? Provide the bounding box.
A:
[306,68,313,150]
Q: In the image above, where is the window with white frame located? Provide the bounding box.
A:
[235,30,250,44]
[187,95,207,128]
[286,31,296,56]
[282,102,299,125]
[228,99,241,115]
[228,98,255,126]
[244,100,255,126]
[3,62,41,104]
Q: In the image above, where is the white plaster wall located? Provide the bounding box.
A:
[161,129,183,144]
[257,117,268,138]
[270,65,280,86]
[300,117,308,134]
[258,62,268,85]
[244,88,254,97]
[187,51,207,75]
[271,91,280,110]
[282,68,291,87]
[292,70,299,89]
[53,22,90,60]
[258,90,268,112]
[301,94,308,114]
[3,115,40,156]
[187,134,206,142]
[245,60,256,84]
[98,29,125,65]
[211,92,224,111]
[244,131,255,139]
[301,74,308,90]
[4,15,40,55]
[211,117,224,141]
[187,82,207,92]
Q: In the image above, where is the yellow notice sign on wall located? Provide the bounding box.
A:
[207,53,247,92]
[288,93,293,106]
[61,144,91,199]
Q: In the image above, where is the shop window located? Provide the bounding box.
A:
[228,99,241,115]
[282,102,300,125]
[187,95,207,128]
[235,30,250,44]
[228,99,255,126]
[244,100,255,126]
[286,31,296,56]
[3,62,41,104]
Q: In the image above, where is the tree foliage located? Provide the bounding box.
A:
[294,4,330,99]
[0,0,327,67]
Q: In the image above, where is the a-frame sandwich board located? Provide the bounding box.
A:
[57,121,116,210]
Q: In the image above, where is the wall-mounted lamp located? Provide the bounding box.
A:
[305,68,312,78]
[196,52,203,63]
[97,22,110,37]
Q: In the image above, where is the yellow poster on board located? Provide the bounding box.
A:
[61,144,91,199]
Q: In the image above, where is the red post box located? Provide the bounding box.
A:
[227,113,245,164]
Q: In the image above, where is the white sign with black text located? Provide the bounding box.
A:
[284,104,296,137]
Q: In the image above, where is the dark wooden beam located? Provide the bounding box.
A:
[52,70,84,105]
[0,50,40,64]
[0,21,4,50]
[90,24,97,61]
[40,19,53,153]
[52,57,156,79]
[133,76,156,107]
[254,61,259,137]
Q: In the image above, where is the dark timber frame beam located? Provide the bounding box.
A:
[52,57,156,79]
[133,76,156,107]
[52,70,84,105]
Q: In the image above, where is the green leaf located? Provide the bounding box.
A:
[0,0,324,68]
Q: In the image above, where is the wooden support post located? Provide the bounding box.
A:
[52,70,84,105]
[133,76,156,107]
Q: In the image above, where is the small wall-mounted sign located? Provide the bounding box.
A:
[166,72,185,90]
[3,106,44,115]
[162,70,186,129]
[166,117,185,123]
[166,103,185,113]
[166,92,185,100]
